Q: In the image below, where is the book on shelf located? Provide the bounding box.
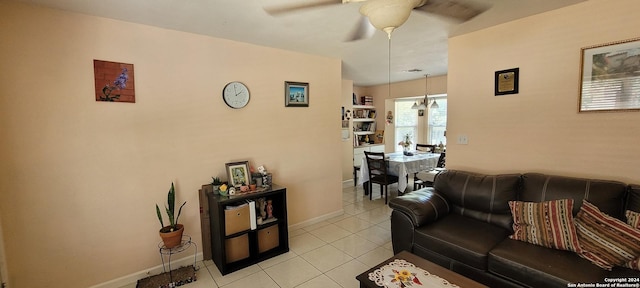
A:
[355,109,373,119]
[247,200,257,230]
[360,96,373,106]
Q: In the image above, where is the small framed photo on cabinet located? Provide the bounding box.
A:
[225,161,250,187]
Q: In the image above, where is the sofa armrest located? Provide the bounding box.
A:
[388,188,450,227]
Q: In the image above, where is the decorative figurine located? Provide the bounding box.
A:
[266,200,273,219]
[257,198,267,220]
[257,165,272,188]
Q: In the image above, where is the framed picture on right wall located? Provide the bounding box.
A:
[579,37,640,112]
[494,68,519,96]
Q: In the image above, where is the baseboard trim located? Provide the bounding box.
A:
[289,209,345,231]
[93,210,346,287]
[342,179,354,184]
[89,252,204,288]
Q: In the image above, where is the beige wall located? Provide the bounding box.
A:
[447,0,640,183]
[0,2,343,287]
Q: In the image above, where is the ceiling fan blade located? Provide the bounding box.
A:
[345,15,375,42]
[414,0,491,22]
[264,0,343,16]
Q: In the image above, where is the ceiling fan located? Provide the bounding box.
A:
[265,0,490,41]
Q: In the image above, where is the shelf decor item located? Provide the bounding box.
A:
[579,37,640,112]
[284,81,309,107]
[225,161,250,187]
[156,182,187,248]
[398,134,412,155]
[211,177,223,194]
[218,184,229,196]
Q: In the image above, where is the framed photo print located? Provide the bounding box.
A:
[579,37,640,112]
[225,161,250,187]
[494,68,519,96]
[285,81,309,107]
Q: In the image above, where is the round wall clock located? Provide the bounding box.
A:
[222,81,250,109]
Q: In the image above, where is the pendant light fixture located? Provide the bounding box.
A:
[412,74,438,110]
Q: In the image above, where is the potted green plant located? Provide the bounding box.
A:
[211,177,223,193]
[156,182,187,248]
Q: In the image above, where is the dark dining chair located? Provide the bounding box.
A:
[415,144,436,153]
[353,165,360,187]
[414,152,446,189]
[364,151,398,204]
[413,144,436,190]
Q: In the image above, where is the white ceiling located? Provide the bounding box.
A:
[14,0,585,86]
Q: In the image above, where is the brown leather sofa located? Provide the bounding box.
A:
[389,170,640,288]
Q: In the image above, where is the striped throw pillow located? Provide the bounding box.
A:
[626,210,640,229]
[625,210,640,270]
[509,199,582,253]
[575,201,640,270]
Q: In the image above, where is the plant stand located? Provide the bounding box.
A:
[158,235,198,283]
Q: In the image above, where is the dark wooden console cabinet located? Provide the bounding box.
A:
[207,184,289,275]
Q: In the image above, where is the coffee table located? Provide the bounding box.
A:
[356,251,488,288]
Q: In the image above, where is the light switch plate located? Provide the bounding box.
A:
[457,135,468,145]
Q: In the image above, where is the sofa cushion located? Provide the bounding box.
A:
[627,185,640,213]
[575,200,640,270]
[489,238,610,288]
[413,213,510,270]
[388,188,449,227]
[508,199,582,253]
[521,173,627,219]
[625,210,640,270]
[434,170,520,230]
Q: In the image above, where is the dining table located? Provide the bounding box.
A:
[357,151,441,194]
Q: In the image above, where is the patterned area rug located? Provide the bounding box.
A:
[136,265,197,288]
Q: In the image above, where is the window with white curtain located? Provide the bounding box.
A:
[395,99,418,152]
[428,95,447,145]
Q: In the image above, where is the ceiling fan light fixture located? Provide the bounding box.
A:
[360,0,419,38]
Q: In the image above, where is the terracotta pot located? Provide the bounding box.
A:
[159,224,184,248]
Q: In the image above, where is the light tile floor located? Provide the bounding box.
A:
[123,182,405,288]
